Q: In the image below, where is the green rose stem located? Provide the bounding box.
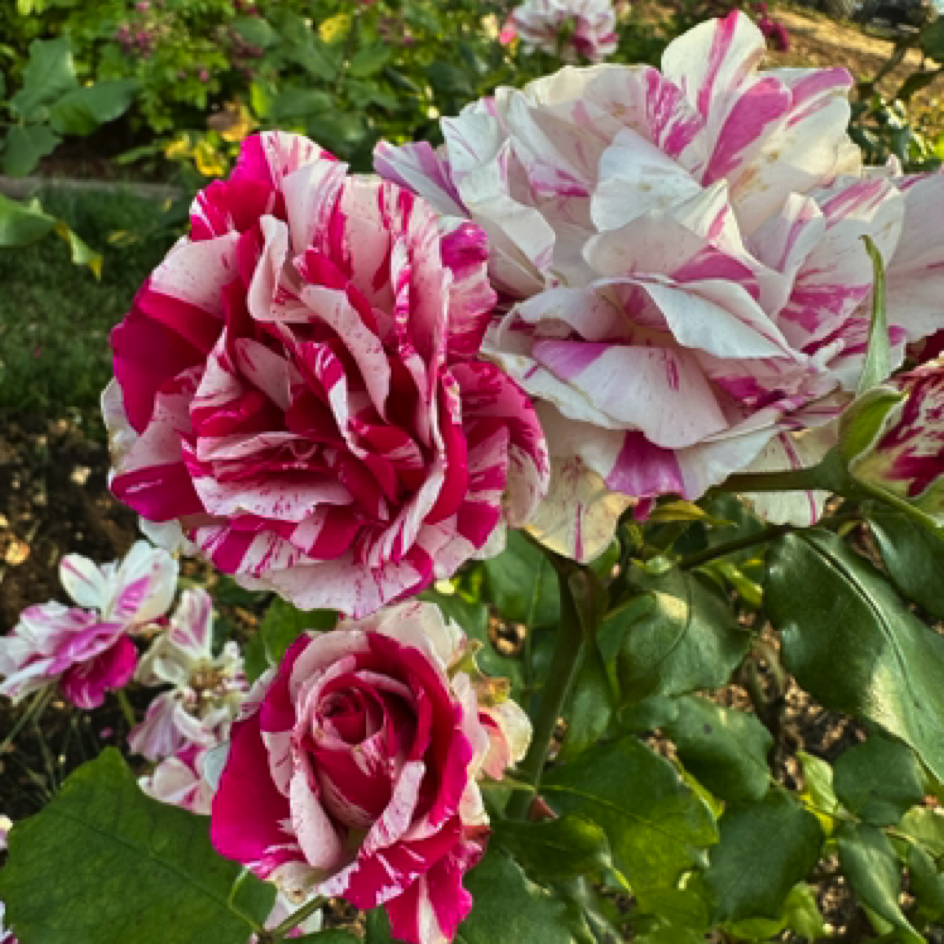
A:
[0,684,53,755]
[264,894,328,941]
[506,553,588,820]
[115,687,136,729]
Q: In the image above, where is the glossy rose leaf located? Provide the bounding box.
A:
[0,748,275,944]
[542,736,718,910]
[703,791,823,923]
[768,530,944,781]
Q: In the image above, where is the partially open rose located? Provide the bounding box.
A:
[210,601,530,944]
[104,132,548,617]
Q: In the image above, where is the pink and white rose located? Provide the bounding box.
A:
[139,742,218,814]
[0,542,177,708]
[104,131,549,617]
[210,600,530,944]
[375,12,944,560]
[130,588,247,761]
[508,0,618,63]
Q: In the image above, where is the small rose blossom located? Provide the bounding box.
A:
[509,0,618,62]
[130,588,246,761]
[842,357,944,520]
[104,131,548,618]
[210,601,530,944]
[376,12,944,560]
[0,542,177,708]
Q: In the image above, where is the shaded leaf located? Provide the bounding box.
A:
[259,597,335,669]
[837,822,922,943]
[3,124,61,176]
[493,815,612,885]
[664,696,772,803]
[543,735,718,910]
[833,734,924,827]
[869,511,944,618]
[483,531,559,628]
[348,44,393,78]
[769,531,944,781]
[48,79,139,136]
[10,38,78,120]
[908,843,944,918]
[0,749,274,944]
[704,790,823,923]
[614,565,750,705]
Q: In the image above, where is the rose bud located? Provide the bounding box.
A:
[840,357,944,522]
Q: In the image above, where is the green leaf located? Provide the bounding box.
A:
[10,37,78,121]
[232,16,281,49]
[783,882,831,940]
[833,734,925,827]
[286,36,340,82]
[837,822,922,943]
[869,511,944,618]
[493,815,612,885]
[483,531,559,628]
[48,79,139,137]
[856,236,891,395]
[542,735,718,909]
[3,124,61,176]
[797,751,841,834]
[258,597,335,670]
[55,221,102,278]
[561,568,614,760]
[613,564,751,705]
[243,632,268,684]
[899,806,944,857]
[270,88,334,121]
[663,696,773,803]
[348,44,393,79]
[0,193,56,246]
[459,849,593,944]
[921,18,944,60]
[703,790,824,923]
[618,694,680,733]
[0,749,274,944]
[768,531,944,782]
[908,843,944,918]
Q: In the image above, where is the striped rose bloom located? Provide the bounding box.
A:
[103,132,548,617]
[375,12,944,560]
[210,601,530,944]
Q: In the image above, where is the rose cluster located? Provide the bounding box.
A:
[79,11,944,944]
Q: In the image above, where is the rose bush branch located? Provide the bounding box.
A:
[506,554,597,820]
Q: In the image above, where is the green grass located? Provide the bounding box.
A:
[0,187,179,426]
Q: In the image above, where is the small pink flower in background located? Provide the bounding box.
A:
[210,600,530,944]
[842,357,944,520]
[104,131,549,619]
[509,0,617,62]
[140,742,217,814]
[376,12,944,561]
[758,14,790,51]
[130,588,246,761]
[0,542,177,708]
[499,21,517,44]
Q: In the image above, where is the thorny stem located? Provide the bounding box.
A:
[506,555,587,820]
